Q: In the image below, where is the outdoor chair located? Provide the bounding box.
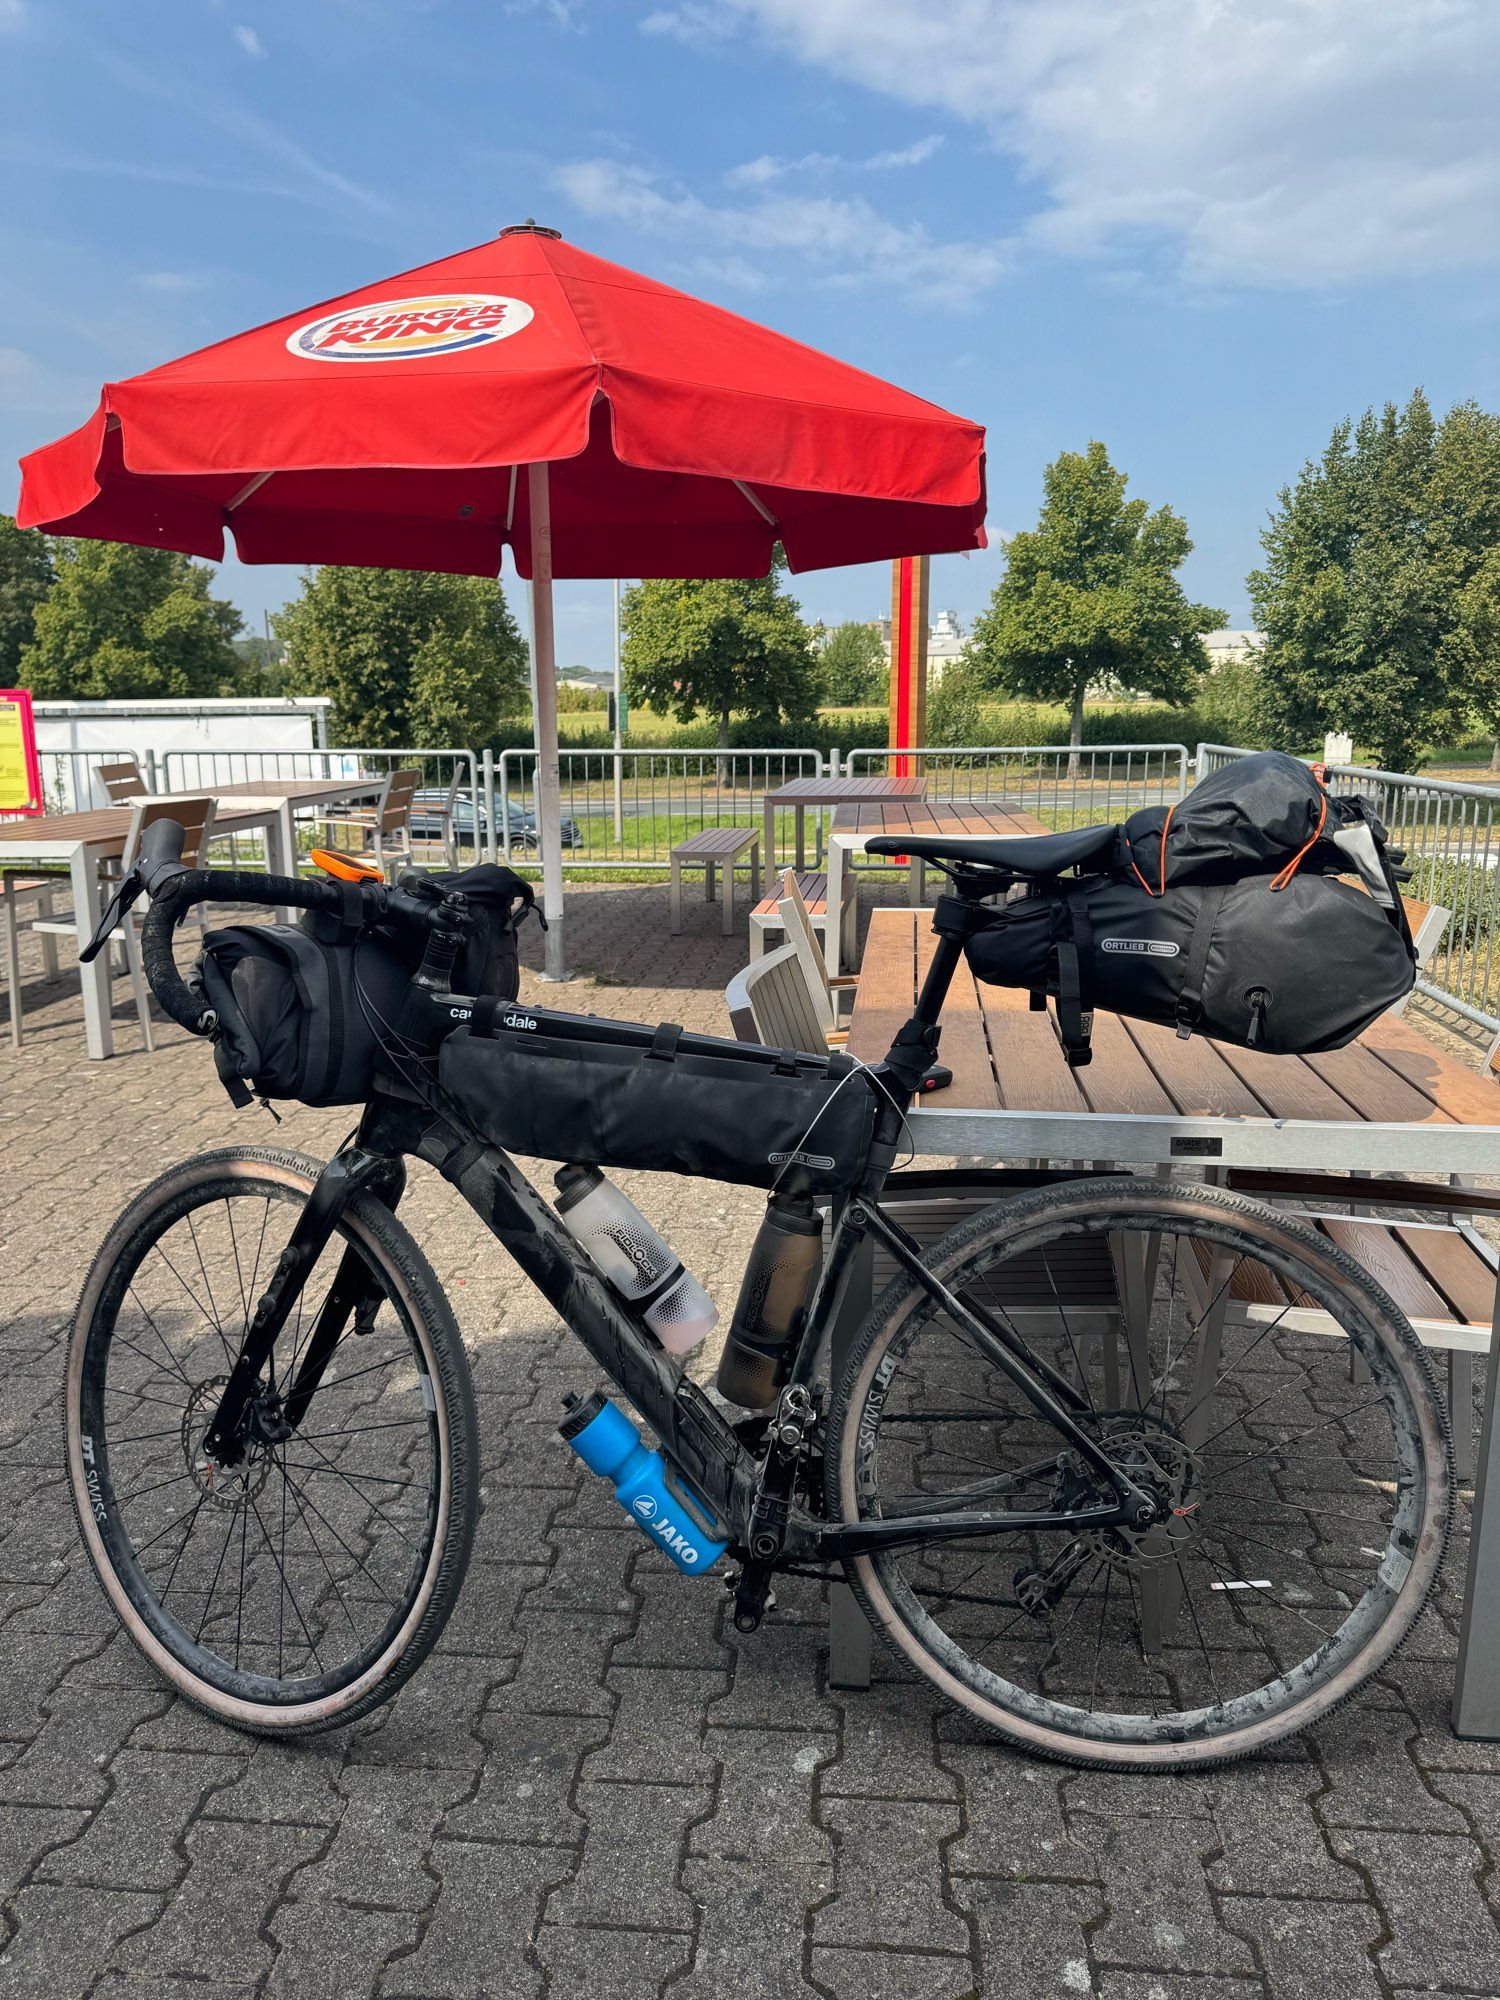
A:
[3,872,62,1049]
[319,767,420,870]
[28,794,217,1055]
[726,942,844,1053]
[96,757,149,805]
[749,866,857,964]
[1388,895,1453,1015]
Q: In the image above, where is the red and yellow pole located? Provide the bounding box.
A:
[888,555,929,776]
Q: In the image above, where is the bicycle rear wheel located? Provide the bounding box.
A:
[826,1178,1451,1769]
[65,1146,478,1735]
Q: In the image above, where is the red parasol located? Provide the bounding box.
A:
[18,224,986,968]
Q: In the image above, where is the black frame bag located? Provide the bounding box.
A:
[439,1007,878,1195]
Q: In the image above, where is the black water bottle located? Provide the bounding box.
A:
[716,1193,824,1409]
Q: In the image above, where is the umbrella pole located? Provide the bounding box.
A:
[527,461,569,980]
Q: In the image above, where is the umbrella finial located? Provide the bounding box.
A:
[500,219,562,239]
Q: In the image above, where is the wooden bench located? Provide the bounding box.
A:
[670,826,760,936]
[1223,1169,1500,1480]
[749,868,857,962]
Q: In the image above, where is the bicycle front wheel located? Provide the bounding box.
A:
[65,1147,479,1735]
[826,1178,1451,1769]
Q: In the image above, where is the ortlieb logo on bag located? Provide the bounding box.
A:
[1101,938,1180,957]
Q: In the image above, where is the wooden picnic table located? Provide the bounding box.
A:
[761,774,924,875]
[0,775,387,1057]
[0,800,285,1059]
[822,798,1048,973]
[838,906,1500,1733]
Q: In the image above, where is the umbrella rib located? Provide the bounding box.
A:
[227,471,274,512]
[734,478,779,527]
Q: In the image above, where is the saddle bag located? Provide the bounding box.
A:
[438,1005,879,1195]
[962,752,1416,1063]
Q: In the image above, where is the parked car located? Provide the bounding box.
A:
[406,788,582,851]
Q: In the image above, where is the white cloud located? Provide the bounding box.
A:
[0,0,24,28]
[553,157,1007,306]
[663,0,1500,287]
[134,270,211,295]
[726,134,944,187]
[232,23,266,59]
[640,4,736,45]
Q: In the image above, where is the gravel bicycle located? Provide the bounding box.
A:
[64,820,1453,1769]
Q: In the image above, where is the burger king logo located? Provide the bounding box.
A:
[287,293,534,362]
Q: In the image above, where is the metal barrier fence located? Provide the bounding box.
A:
[160,747,484,864]
[1197,744,1500,1035]
[29,747,145,814]
[494,747,823,870]
[845,743,1190,849]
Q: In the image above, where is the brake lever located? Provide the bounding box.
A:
[79,852,194,962]
[79,864,147,962]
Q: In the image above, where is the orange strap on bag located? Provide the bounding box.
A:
[1270,770,1328,892]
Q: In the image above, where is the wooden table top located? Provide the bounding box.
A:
[765,775,926,805]
[154,776,384,804]
[848,909,1500,1172]
[0,801,277,856]
[833,799,1049,843]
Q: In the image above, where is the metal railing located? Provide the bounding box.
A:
[160,746,485,865]
[495,747,822,869]
[1196,744,1500,1035]
[846,743,1190,823]
[0,747,145,818]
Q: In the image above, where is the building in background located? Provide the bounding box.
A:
[1200,629,1265,666]
[878,607,968,684]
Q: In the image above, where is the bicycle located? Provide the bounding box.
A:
[63,819,1453,1769]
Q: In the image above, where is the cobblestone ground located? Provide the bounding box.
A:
[2,878,1499,1999]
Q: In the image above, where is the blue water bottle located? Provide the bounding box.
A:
[558,1392,728,1575]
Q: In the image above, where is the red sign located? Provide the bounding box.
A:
[0,688,43,815]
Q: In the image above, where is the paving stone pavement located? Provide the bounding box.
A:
[3,876,1499,1998]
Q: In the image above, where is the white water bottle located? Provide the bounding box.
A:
[553,1166,719,1355]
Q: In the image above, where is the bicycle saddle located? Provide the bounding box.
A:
[866,822,1121,876]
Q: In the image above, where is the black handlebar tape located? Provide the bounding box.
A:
[138,870,346,1035]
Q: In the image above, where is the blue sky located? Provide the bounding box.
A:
[3,0,1498,672]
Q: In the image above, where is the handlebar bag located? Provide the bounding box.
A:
[438,1014,878,1194]
[302,863,533,1002]
[962,867,1415,1064]
[190,926,411,1108]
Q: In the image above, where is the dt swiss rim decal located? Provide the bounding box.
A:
[287,294,535,362]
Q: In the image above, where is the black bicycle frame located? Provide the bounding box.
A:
[206,911,1151,1566]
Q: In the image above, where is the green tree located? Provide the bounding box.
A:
[620,552,819,752]
[926,659,984,746]
[967,442,1223,773]
[820,620,887,706]
[1249,391,1500,771]
[20,540,242,699]
[276,567,528,747]
[0,514,54,682]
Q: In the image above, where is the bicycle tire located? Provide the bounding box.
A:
[824,1177,1452,1770]
[64,1145,479,1737]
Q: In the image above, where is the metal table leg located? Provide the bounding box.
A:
[1453,1264,1500,1736]
[71,843,113,1060]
